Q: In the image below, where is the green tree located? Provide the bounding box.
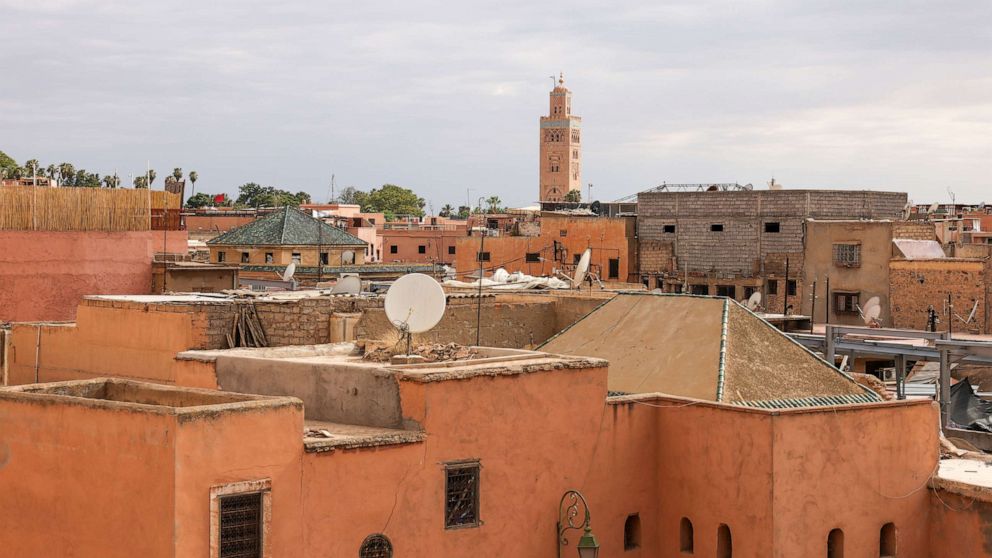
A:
[337,186,365,205]
[439,204,455,217]
[147,169,157,186]
[172,167,183,181]
[24,159,40,179]
[102,174,120,188]
[45,164,58,181]
[235,183,309,208]
[58,163,75,186]
[9,166,25,180]
[564,189,582,203]
[185,192,214,209]
[188,171,198,195]
[456,205,470,219]
[134,176,149,189]
[359,184,425,217]
[486,195,503,212]
[0,150,17,172]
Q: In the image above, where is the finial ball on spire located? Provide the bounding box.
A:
[559,71,564,85]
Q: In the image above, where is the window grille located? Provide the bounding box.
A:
[219,493,262,558]
[359,534,393,558]
[445,462,480,528]
[833,243,861,267]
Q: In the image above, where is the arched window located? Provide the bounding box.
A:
[828,528,844,558]
[624,514,641,550]
[717,524,732,558]
[680,517,694,553]
[359,534,392,558]
[880,523,896,557]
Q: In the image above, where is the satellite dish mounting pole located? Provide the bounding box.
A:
[825,276,831,325]
[809,278,817,333]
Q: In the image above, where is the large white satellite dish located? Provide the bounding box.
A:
[746,291,762,311]
[281,262,296,282]
[330,275,361,295]
[860,295,881,325]
[385,273,446,334]
[573,248,592,288]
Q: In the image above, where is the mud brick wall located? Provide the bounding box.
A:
[892,221,936,241]
[889,259,988,334]
[638,190,907,276]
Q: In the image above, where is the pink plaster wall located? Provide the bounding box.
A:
[0,230,188,322]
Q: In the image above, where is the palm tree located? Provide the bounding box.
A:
[439,204,454,217]
[486,196,502,212]
[45,164,58,184]
[188,171,198,196]
[58,163,75,186]
[172,167,183,182]
[102,174,120,188]
[134,176,148,189]
[148,169,157,186]
[24,159,40,180]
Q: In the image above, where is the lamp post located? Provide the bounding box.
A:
[557,489,600,558]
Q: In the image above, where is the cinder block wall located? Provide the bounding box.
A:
[637,190,907,276]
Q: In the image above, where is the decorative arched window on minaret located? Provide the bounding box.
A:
[539,72,582,202]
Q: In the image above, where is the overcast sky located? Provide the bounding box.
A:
[2,0,989,208]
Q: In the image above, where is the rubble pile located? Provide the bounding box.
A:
[363,342,478,363]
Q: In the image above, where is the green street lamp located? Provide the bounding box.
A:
[558,489,600,558]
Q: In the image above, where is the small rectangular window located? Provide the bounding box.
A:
[526,252,541,263]
[609,258,619,279]
[787,279,797,296]
[240,252,249,263]
[711,224,724,232]
[560,229,568,237]
[768,280,778,295]
[390,245,398,254]
[320,252,328,265]
[833,243,861,267]
[477,252,490,262]
[219,492,262,558]
[716,285,736,298]
[291,252,301,264]
[663,224,676,234]
[764,222,780,233]
[264,252,273,264]
[834,291,860,313]
[418,245,426,254]
[445,461,480,529]
[217,251,226,263]
[691,284,709,295]
[448,246,456,255]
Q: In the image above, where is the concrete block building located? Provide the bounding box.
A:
[637,187,908,312]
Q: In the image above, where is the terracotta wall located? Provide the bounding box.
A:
[0,396,177,557]
[454,215,636,281]
[928,489,992,557]
[0,230,188,322]
[381,229,464,265]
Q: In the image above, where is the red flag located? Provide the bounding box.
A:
[213,194,225,203]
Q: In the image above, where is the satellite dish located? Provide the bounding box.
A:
[341,251,355,265]
[590,200,602,215]
[858,296,881,325]
[281,262,296,282]
[384,273,446,334]
[572,248,592,288]
[747,291,762,311]
[330,275,361,295]
[927,202,939,214]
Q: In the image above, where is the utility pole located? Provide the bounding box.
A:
[783,257,790,315]
[475,196,486,347]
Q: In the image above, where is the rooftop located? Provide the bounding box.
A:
[208,206,367,247]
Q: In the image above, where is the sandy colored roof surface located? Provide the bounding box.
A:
[539,293,878,406]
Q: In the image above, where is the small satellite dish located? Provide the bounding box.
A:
[864,296,881,313]
[927,202,939,214]
[341,251,355,265]
[330,275,361,295]
[572,248,592,288]
[281,262,296,282]
[385,273,446,334]
[747,291,762,311]
[863,304,881,324]
[590,200,602,215]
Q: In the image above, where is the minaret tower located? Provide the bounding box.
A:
[539,72,581,202]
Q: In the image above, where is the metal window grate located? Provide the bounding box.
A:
[445,463,480,528]
[359,534,393,558]
[219,493,262,558]
[833,243,861,267]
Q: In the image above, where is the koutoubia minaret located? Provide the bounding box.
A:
[539,72,581,202]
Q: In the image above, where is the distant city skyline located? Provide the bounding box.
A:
[2,0,989,209]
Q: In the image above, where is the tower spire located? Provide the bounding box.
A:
[559,71,564,86]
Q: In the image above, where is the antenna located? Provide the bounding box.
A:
[384,273,447,355]
[572,248,592,288]
[330,275,361,295]
[281,261,297,282]
[747,291,762,311]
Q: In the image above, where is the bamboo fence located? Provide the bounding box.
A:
[0,187,181,231]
